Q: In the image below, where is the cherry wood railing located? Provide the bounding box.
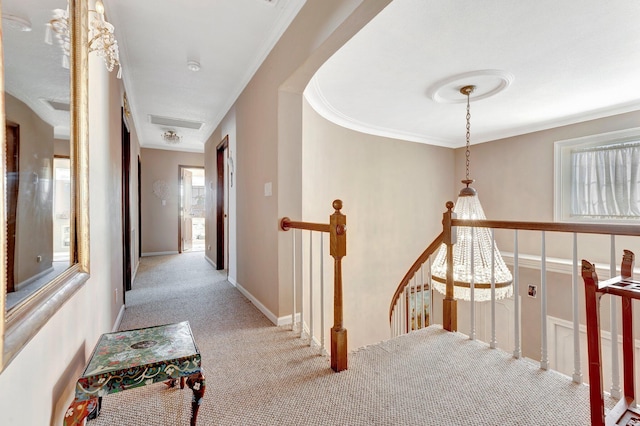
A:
[280,200,347,372]
[390,201,640,392]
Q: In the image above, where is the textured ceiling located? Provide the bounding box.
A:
[306,0,640,148]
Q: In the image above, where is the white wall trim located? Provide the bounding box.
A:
[231,277,300,328]
[132,258,140,283]
[141,251,179,257]
[547,314,640,392]
[112,304,126,332]
[502,251,640,280]
[15,266,55,291]
[278,312,301,327]
[234,280,278,325]
[204,254,217,269]
[228,276,238,287]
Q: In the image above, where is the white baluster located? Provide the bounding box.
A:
[403,286,408,334]
[292,230,296,331]
[572,233,582,383]
[513,230,521,359]
[309,232,314,346]
[490,229,497,349]
[420,265,425,330]
[392,309,396,338]
[610,235,621,398]
[541,231,548,370]
[320,233,325,352]
[300,231,304,338]
[428,257,433,326]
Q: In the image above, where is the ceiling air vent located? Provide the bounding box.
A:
[148,115,204,130]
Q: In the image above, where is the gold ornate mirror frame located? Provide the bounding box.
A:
[0,0,90,373]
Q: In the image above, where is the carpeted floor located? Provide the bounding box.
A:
[89,252,606,425]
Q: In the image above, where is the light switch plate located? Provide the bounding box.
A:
[264,182,272,197]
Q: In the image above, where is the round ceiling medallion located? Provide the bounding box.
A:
[428,70,514,104]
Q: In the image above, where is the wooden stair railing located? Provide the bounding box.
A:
[388,232,443,329]
[280,200,347,372]
[390,201,640,336]
[582,250,637,426]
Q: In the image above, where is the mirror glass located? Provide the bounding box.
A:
[2,0,73,312]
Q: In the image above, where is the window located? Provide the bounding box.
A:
[555,127,640,222]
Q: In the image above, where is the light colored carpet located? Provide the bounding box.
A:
[89,252,605,425]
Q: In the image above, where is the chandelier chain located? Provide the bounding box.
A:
[465,90,471,181]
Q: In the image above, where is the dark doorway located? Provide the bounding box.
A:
[6,122,19,292]
[122,109,131,299]
[216,135,229,270]
[138,156,142,260]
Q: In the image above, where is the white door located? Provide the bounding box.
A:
[182,168,193,252]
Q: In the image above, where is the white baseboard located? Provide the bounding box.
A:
[15,266,55,291]
[204,255,217,269]
[132,259,140,283]
[231,279,304,329]
[141,251,179,257]
[234,281,279,325]
[277,312,301,327]
[112,304,125,332]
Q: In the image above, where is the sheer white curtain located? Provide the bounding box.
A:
[571,142,640,218]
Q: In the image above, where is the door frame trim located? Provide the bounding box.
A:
[215,135,229,270]
[178,165,204,253]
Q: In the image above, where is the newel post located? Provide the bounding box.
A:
[330,199,347,372]
[443,201,457,332]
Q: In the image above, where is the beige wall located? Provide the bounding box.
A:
[0,48,130,424]
[5,94,55,285]
[449,110,640,371]
[455,110,640,264]
[302,100,455,349]
[213,0,392,325]
[140,148,204,255]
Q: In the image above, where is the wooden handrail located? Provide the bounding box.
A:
[388,232,443,322]
[390,200,640,335]
[280,217,331,233]
[280,199,348,372]
[451,219,640,236]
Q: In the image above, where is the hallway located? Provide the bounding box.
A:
[90,253,600,425]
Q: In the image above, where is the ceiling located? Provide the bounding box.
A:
[306,0,640,148]
[2,0,70,139]
[106,0,306,152]
[3,1,640,151]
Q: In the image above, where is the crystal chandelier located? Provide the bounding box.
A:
[46,0,121,77]
[431,85,513,301]
[162,130,182,144]
[46,5,71,68]
[89,0,121,77]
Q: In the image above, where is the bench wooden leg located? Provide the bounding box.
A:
[186,371,206,426]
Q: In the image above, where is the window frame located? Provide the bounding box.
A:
[554,126,640,223]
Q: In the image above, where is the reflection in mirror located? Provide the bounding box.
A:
[3,0,72,311]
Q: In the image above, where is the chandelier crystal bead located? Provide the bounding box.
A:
[46,0,121,77]
[88,0,122,77]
